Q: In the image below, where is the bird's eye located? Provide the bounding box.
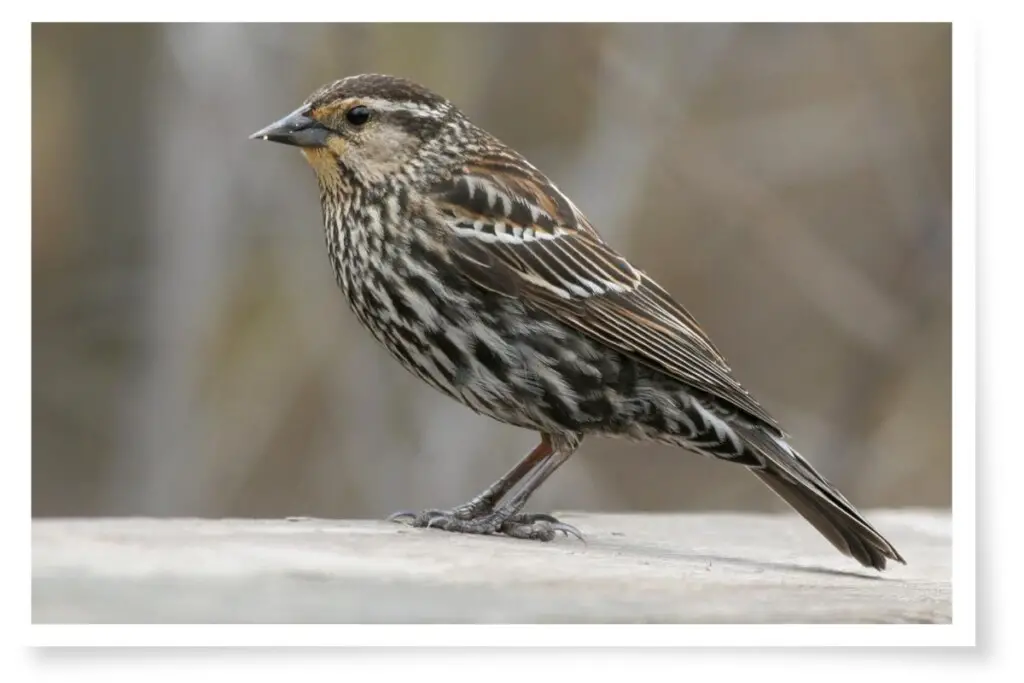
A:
[345,105,371,126]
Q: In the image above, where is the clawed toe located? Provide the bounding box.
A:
[388,509,456,528]
[387,510,418,523]
[548,522,586,542]
[501,513,585,543]
[422,510,458,529]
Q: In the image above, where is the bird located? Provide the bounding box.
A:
[250,73,906,571]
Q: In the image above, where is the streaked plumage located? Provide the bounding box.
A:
[251,74,906,570]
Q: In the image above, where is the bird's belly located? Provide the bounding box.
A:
[345,272,734,445]
[347,281,638,433]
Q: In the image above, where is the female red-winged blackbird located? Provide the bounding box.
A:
[251,74,905,570]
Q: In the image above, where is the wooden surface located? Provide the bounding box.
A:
[32,510,950,624]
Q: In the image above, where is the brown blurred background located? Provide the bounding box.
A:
[32,23,950,520]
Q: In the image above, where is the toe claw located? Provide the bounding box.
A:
[387,510,417,524]
[551,522,586,543]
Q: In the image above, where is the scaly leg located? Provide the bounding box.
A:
[389,433,583,542]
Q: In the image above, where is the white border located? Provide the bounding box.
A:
[30,623,966,648]
[949,17,976,646]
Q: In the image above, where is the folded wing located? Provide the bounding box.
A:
[430,152,783,434]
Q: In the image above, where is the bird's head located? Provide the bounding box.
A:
[250,74,456,187]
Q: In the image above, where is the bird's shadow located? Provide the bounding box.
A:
[570,536,888,581]
[386,519,891,581]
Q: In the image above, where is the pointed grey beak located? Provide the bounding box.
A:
[249,107,331,148]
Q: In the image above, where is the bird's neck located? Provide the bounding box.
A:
[317,179,409,310]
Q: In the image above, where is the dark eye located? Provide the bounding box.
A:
[345,105,371,126]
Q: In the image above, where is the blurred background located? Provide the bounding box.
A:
[32,23,950,520]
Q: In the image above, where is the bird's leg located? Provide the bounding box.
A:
[496,435,582,541]
[389,433,583,542]
[387,436,552,525]
[449,436,555,519]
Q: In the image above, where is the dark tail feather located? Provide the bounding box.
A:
[740,428,906,571]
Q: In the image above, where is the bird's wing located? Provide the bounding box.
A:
[429,155,783,433]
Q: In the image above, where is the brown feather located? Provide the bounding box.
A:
[432,160,783,433]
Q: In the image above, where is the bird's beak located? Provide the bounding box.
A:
[249,107,331,148]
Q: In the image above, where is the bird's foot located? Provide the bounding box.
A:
[387,507,502,535]
[388,508,583,543]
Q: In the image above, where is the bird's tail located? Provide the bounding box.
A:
[738,426,906,571]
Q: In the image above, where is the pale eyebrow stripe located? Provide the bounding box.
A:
[354,97,449,118]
